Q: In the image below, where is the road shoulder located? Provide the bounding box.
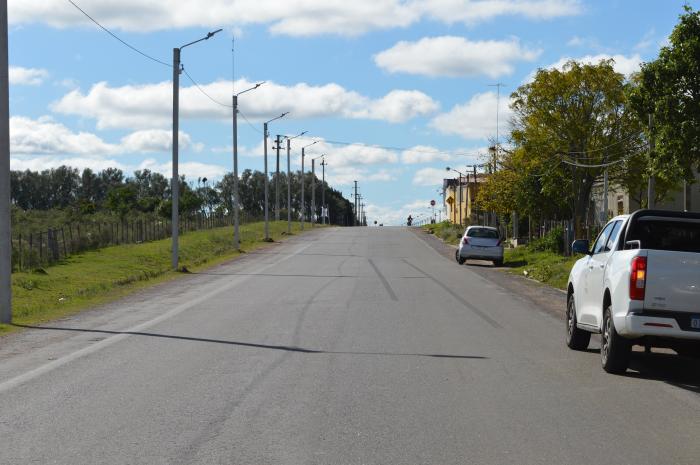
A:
[409,227,567,320]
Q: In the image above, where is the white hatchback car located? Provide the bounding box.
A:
[455,226,504,266]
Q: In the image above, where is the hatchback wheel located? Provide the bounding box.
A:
[455,249,466,265]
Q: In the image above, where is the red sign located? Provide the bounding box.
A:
[430,200,436,206]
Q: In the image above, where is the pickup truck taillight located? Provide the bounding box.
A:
[629,256,647,301]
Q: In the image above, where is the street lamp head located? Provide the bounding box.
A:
[206,29,223,39]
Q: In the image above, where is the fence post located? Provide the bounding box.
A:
[39,231,43,266]
[28,233,33,270]
[61,228,67,258]
[18,233,22,271]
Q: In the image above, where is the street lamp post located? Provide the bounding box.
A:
[171,28,222,270]
[321,158,327,225]
[263,113,288,241]
[311,154,325,227]
[0,1,10,323]
[284,131,306,234]
[446,167,466,227]
[300,141,318,231]
[232,82,264,250]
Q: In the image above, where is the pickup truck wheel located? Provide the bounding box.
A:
[455,250,466,265]
[566,293,590,350]
[601,305,631,374]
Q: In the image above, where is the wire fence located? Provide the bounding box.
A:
[10,212,261,272]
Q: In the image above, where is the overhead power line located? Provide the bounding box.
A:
[66,0,171,68]
[563,131,645,156]
[181,66,233,108]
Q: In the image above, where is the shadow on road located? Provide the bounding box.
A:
[12,324,488,361]
[623,352,700,394]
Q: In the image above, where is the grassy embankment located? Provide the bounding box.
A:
[423,222,578,290]
[2,221,312,335]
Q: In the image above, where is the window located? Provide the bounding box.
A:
[467,227,499,239]
[628,219,700,253]
[603,221,622,252]
[592,222,615,254]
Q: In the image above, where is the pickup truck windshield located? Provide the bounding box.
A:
[628,219,700,253]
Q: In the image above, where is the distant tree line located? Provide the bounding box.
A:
[11,166,355,225]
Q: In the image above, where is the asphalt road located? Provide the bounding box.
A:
[0,226,699,465]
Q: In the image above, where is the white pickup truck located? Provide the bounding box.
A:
[566,209,700,373]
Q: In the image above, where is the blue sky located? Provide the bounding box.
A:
[6,0,696,224]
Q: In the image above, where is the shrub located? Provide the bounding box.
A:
[528,226,565,254]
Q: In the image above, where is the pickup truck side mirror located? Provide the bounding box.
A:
[572,239,590,255]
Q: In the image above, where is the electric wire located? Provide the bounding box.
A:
[562,131,646,157]
[66,0,171,68]
[181,66,233,108]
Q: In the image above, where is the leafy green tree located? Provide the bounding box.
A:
[510,60,643,230]
[629,6,700,183]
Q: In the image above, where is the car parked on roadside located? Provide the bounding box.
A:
[566,209,700,373]
[455,226,504,267]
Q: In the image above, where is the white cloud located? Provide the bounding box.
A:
[10,156,127,173]
[535,53,642,79]
[10,116,200,157]
[51,79,438,129]
[10,155,228,181]
[375,36,540,78]
[9,0,580,36]
[413,167,449,186]
[120,129,202,153]
[11,116,117,155]
[416,0,582,25]
[401,145,451,164]
[430,91,511,140]
[9,66,49,85]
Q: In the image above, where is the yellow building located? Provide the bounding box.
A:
[443,174,487,225]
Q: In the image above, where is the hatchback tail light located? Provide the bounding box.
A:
[629,256,647,301]
[463,237,469,245]
[496,239,502,246]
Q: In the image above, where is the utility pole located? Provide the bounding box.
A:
[264,124,270,239]
[286,137,292,234]
[275,134,281,221]
[171,46,181,270]
[603,168,609,223]
[354,181,358,226]
[647,114,655,209]
[301,147,305,230]
[311,159,316,227]
[232,94,240,249]
[262,113,288,240]
[231,82,263,250]
[0,0,10,324]
[321,158,327,225]
[299,142,317,231]
[170,28,222,270]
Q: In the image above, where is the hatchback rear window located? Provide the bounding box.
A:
[628,219,700,253]
[467,228,499,239]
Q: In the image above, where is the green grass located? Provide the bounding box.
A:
[422,221,465,245]
[502,247,579,290]
[1,221,316,334]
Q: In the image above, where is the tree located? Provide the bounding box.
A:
[629,6,700,183]
[510,60,643,230]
